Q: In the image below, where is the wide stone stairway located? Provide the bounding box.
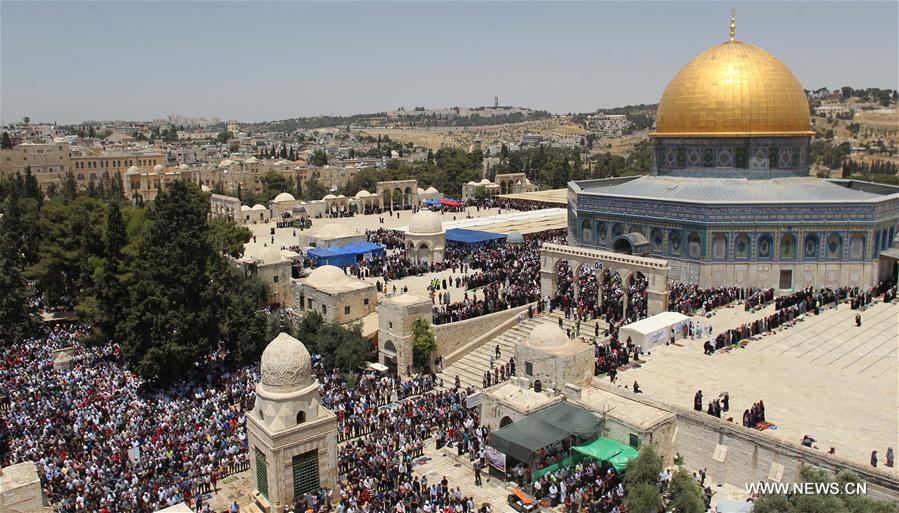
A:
[436,309,607,390]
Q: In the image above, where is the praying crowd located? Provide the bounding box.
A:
[1,324,256,513]
[531,459,626,513]
[333,381,492,513]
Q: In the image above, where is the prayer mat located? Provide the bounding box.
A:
[754,422,773,431]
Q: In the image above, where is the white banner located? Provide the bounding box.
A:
[485,446,506,472]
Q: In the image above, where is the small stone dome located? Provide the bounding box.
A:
[153,164,164,172]
[528,323,569,349]
[179,163,189,170]
[507,231,525,244]
[306,265,350,288]
[126,165,140,175]
[260,333,313,389]
[417,187,427,195]
[200,184,211,192]
[218,159,233,168]
[274,192,296,202]
[408,210,444,234]
[251,204,266,210]
[323,194,337,200]
[245,156,258,163]
[426,186,439,193]
[355,190,371,198]
[479,179,492,185]
[241,205,251,211]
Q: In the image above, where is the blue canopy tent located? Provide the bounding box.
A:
[423,199,442,207]
[445,228,507,245]
[307,242,385,267]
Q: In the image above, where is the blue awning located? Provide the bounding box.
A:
[307,242,384,267]
[445,228,507,245]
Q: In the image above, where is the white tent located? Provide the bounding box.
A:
[618,311,690,349]
[155,503,194,513]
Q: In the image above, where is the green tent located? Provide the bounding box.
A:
[572,438,639,472]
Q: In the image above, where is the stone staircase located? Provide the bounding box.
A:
[436,310,607,390]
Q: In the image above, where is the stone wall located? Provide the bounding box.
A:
[591,383,899,501]
[295,285,376,325]
[434,304,532,359]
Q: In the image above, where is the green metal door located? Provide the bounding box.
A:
[256,448,269,500]
[292,450,320,497]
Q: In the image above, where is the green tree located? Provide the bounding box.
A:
[411,318,437,370]
[623,482,662,513]
[213,261,269,364]
[208,217,252,257]
[62,171,78,202]
[311,150,328,166]
[624,445,663,487]
[0,192,38,343]
[121,181,221,383]
[296,310,370,372]
[668,468,705,513]
[303,178,329,201]
[215,131,230,144]
[92,202,129,343]
[1,131,13,149]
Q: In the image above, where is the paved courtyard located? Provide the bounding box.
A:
[619,300,898,473]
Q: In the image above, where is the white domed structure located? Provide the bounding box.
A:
[274,192,296,202]
[527,323,569,349]
[179,163,189,170]
[408,210,444,235]
[406,210,445,264]
[153,164,164,172]
[126,165,140,175]
[218,159,233,168]
[251,204,267,210]
[516,322,594,390]
[201,184,211,192]
[248,332,339,505]
[241,205,251,212]
[260,332,313,390]
[426,186,439,193]
[355,190,371,198]
[305,265,350,289]
[507,231,525,245]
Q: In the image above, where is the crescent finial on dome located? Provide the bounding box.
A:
[729,9,736,42]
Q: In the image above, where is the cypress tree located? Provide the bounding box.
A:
[95,202,128,342]
[0,192,38,343]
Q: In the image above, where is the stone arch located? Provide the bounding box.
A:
[554,259,575,304]
[613,237,633,254]
[500,416,513,428]
[611,223,625,238]
[296,411,306,425]
[625,271,648,321]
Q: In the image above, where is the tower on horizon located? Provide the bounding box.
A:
[494,94,499,108]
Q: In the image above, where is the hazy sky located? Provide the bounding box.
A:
[2,1,896,124]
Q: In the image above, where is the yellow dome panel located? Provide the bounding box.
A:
[653,41,812,137]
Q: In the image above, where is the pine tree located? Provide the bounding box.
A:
[0,192,38,343]
[1,131,13,149]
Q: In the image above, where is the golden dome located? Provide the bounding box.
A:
[653,41,812,138]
